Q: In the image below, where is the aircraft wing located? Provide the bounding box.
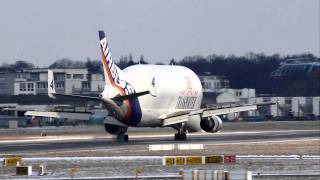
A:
[24,110,128,127]
[160,102,276,126]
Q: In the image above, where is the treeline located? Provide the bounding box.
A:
[1,53,319,95]
[178,53,319,94]
[0,60,35,72]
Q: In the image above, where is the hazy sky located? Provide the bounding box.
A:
[0,0,319,67]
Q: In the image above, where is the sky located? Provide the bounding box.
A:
[0,0,319,67]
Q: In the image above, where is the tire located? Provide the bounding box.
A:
[174,133,179,140]
[181,133,187,140]
[124,134,129,142]
[174,133,187,141]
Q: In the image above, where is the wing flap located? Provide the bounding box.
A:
[161,114,189,126]
[201,105,257,117]
[160,101,276,127]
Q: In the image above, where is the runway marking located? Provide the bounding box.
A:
[3,143,46,147]
[0,136,98,144]
[2,138,317,157]
[0,129,317,144]
[209,138,320,146]
[0,156,163,161]
[209,129,319,135]
[0,155,319,162]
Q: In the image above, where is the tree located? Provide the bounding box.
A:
[86,59,102,73]
[169,58,176,65]
[117,56,129,69]
[129,54,134,62]
[14,60,34,71]
[49,58,86,68]
[139,55,148,64]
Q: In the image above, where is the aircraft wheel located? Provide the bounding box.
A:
[181,133,187,140]
[117,134,129,142]
[124,134,129,142]
[174,132,187,141]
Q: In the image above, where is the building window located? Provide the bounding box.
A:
[73,74,84,79]
[66,74,71,79]
[56,82,65,89]
[56,74,65,81]
[285,99,292,105]
[30,73,39,81]
[27,83,34,91]
[20,83,26,91]
[236,91,242,97]
[37,82,47,89]
[82,81,91,89]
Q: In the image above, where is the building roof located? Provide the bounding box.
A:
[270,62,320,77]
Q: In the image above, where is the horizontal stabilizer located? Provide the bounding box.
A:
[111,91,150,101]
[25,111,91,120]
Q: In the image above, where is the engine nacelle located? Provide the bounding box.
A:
[200,115,223,133]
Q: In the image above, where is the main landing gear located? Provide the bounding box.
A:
[115,127,129,142]
[104,123,129,142]
[116,134,129,142]
[174,131,187,141]
[174,124,187,141]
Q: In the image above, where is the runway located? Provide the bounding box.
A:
[0,129,318,153]
[1,126,319,179]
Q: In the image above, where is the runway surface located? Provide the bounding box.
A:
[0,129,318,153]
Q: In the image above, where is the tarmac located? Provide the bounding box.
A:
[0,120,319,179]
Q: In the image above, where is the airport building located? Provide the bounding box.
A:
[199,72,319,119]
[198,73,229,92]
[270,59,320,96]
[248,96,320,118]
[0,68,105,95]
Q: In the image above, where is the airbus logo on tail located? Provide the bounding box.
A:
[100,37,135,95]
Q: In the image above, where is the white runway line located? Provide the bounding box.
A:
[149,144,204,151]
[237,155,320,159]
[209,138,320,146]
[1,155,319,162]
[0,156,163,162]
[0,136,98,144]
[213,129,319,135]
[0,129,318,144]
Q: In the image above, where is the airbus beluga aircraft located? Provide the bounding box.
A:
[30,31,275,141]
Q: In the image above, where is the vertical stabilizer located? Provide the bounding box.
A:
[48,70,56,99]
[98,30,135,95]
[99,31,122,86]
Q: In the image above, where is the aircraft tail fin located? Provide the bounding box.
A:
[98,30,124,86]
[48,70,56,99]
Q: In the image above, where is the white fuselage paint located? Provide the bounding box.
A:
[102,64,203,127]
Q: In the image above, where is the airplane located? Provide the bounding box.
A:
[26,30,276,141]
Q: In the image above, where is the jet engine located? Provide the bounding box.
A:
[200,115,223,133]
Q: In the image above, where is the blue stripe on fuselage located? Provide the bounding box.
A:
[124,97,142,126]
